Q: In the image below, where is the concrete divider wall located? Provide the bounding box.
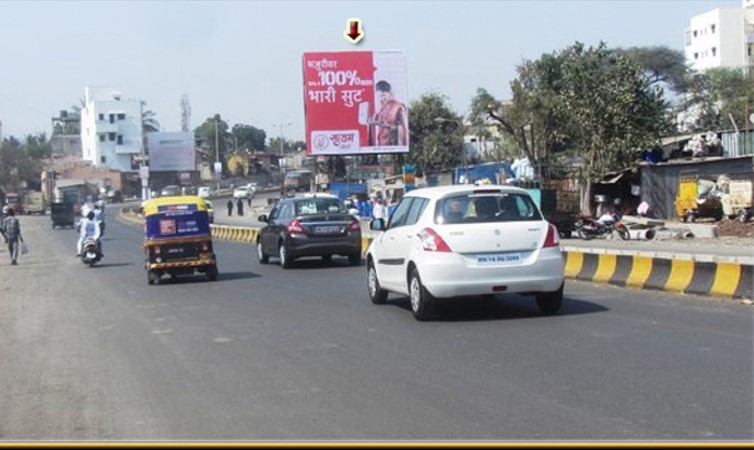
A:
[120,211,752,300]
[564,251,752,299]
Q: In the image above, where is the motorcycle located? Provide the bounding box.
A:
[575,213,630,241]
[81,237,102,266]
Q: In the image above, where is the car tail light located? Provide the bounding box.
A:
[417,227,452,252]
[200,241,210,254]
[349,217,360,232]
[543,223,560,248]
[154,245,161,258]
[288,219,305,235]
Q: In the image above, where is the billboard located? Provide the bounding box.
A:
[303,51,409,156]
[147,132,195,172]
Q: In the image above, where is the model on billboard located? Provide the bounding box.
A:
[368,80,408,146]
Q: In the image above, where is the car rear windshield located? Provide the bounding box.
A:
[294,199,346,215]
[435,192,542,224]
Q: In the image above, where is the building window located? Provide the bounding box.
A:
[117,135,123,145]
[711,24,716,34]
[117,113,125,120]
[712,47,717,57]
[694,52,699,60]
[109,132,116,141]
[98,113,104,121]
[748,45,752,57]
[99,134,105,142]
[109,114,115,124]
[693,30,698,38]
[101,156,107,163]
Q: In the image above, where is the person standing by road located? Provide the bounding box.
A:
[1,207,24,265]
[237,198,244,216]
[227,199,234,217]
[372,197,386,222]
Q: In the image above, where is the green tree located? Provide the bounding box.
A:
[141,102,161,133]
[194,115,231,173]
[685,67,754,131]
[24,133,52,160]
[231,124,267,151]
[0,136,42,193]
[557,42,671,213]
[616,46,691,94]
[407,92,464,176]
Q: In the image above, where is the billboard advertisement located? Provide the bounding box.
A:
[303,51,408,156]
[147,131,195,172]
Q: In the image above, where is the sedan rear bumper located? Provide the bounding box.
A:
[287,235,362,257]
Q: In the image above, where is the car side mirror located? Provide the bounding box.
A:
[370,218,386,231]
[258,214,268,223]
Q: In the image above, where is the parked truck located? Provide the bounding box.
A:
[24,191,45,215]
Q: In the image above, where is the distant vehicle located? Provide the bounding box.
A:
[233,185,253,199]
[4,193,23,215]
[256,194,362,268]
[24,191,45,215]
[197,186,215,199]
[284,170,313,192]
[50,201,75,229]
[365,185,565,321]
[160,185,182,197]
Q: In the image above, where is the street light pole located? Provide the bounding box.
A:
[214,119,220,191]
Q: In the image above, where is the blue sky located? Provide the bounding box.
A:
[0,0,741,142]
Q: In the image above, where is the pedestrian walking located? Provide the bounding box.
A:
[237,198,244,216]
[227,199,234,217]
[1,207,24,265]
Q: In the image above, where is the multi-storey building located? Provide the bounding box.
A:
[684,0,754,73]
[80,86,144,172]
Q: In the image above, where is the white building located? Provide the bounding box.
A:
[684,1,754,73]
[80,86,144,172]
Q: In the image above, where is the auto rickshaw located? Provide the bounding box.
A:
[143,196,218,285]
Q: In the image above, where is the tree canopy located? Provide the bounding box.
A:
[407,92,465,176]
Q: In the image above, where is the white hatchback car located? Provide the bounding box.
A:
[365,185,565,321]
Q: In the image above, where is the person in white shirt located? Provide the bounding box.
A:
[76,211,102,257]
[372,198,386,221]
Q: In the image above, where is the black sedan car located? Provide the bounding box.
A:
[256,194,362,268]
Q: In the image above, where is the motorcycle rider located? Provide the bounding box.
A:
[76,210,102,258]
[93,200,106,235]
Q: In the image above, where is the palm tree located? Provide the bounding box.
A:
[141,101,161,133]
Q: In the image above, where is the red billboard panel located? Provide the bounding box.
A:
[303,51,409,156]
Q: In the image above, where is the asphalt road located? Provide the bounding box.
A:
[0,210,752,442]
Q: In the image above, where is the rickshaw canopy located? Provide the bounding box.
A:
[143,196,211,241]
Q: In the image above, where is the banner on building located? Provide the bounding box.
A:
[303,50,409,156]
[147,132,195,172]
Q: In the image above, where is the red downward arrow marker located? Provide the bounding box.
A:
[344,18,364,44]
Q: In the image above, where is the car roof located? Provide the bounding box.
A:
[403,184,531,200]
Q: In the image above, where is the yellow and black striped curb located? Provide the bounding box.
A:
[564,250,752,300]
[119,212,752,299]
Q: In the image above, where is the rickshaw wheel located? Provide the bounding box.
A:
[148,270,160,285]
[207,265,218,281]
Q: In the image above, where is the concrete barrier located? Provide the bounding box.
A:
[119,210,752,300]
[563,250,752,300]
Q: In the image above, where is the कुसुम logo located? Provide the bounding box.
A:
[314,134,329,150]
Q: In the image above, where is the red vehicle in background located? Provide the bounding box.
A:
[4,193,23,215]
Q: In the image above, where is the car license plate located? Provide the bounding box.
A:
[477,253,522,265]
[314,225,340,234]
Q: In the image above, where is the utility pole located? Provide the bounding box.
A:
[214,119,220,191]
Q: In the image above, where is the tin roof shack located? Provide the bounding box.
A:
[639,155,753,221]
